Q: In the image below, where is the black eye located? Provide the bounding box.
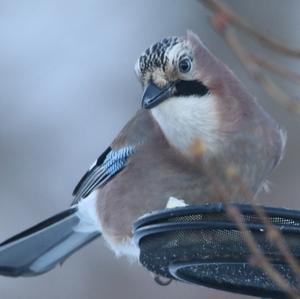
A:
[178,57,192,73]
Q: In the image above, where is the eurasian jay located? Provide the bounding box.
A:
[0,31,285,277]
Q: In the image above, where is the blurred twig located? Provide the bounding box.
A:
[200,0,300,58]
[198,1,300,297]
[253,204,300,282]
[199,0,300,116]
[206,170,300,299]
[250,53,300,84]
[219,26,300,114]
[226,205,300,299]
[227,169,300,286]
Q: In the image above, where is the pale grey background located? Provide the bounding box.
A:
[0,1,299,298]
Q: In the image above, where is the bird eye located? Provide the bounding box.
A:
[178,57,192,73]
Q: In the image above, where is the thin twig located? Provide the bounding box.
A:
[213,20,300,115]
[200,0,300,276]
[197,1,300,296]
[199,0,300,58]
[250,53,300,84]
[252,204,300,282]
[226,205,300,299]
[226,168,300,285]
[204,166,300,298]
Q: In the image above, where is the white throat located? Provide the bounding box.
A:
[151,94,221,154]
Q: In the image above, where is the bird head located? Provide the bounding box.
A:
[134,31,284,201]
[135,31,247,156]
[135,33,210,109]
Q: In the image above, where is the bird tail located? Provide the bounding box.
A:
[0,205,101,277]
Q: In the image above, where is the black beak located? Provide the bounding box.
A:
[141,81,175,109]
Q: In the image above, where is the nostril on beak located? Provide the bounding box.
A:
[141,81,175,109]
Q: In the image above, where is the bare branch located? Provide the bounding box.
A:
[226,205,300,299]
[211,18,300,115]
[203,165,300,298]
[251,203,300,283]
[250,53,300,84]
[197,2,300,296]
[225,168,300,286]
[200,0,300,58]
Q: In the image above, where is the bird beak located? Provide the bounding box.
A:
[141,81,175,109]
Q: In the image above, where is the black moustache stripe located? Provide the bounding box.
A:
[175,80,209,97]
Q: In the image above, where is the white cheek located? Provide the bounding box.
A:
[151,94,221,154]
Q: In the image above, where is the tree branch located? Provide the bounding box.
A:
[200,0,300,58]
[197,2,300,296]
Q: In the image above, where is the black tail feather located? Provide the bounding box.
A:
[0,207,101,277]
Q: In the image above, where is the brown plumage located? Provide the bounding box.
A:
[0,32,285,277]
[91,32,286,256]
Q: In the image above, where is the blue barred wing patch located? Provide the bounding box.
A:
[72,145,136,204]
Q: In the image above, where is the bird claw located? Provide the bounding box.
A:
[154,275,173,286]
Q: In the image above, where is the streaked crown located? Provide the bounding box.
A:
[138,37,179,73]
[135,37,184,84]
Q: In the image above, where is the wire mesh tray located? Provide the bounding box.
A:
[133,203,300,298]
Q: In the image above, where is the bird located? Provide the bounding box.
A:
[0,31,285,277]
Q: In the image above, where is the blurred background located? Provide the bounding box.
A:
[0,0,299,298]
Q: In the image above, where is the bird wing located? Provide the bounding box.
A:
[71,110,158,205]
[72,145,136,204]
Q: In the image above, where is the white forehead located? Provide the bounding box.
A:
[167,41,191,66]
[134,38,191,80]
